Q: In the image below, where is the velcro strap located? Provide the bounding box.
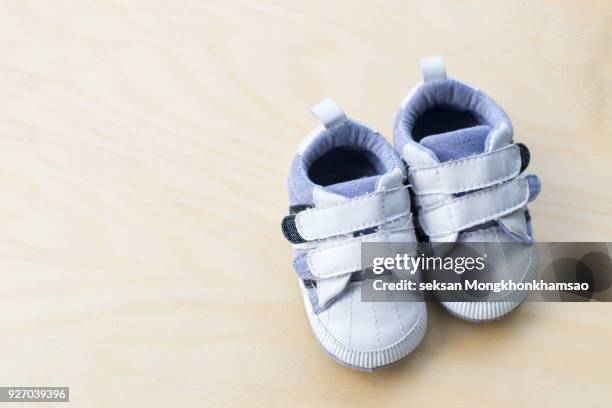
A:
[307,228,416,279]
[408,144,522,195]
[419,176,530,238]
[286,186,411,242]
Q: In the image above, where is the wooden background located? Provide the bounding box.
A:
[0,1,611,406]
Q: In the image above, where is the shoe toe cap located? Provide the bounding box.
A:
[307,284,427,370]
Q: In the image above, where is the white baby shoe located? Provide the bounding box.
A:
[282,99,427,369]
[393,56,541,321]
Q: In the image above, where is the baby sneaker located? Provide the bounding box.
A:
[393,56,541,322]
[281,98,427,370]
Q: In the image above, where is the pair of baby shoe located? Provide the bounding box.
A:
[281,56,541,371]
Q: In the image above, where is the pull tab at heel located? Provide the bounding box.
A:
[311,98,347,128]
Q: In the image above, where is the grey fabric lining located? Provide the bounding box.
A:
[526,174,541,201]
[420,125,490,162]
[326,175,380,198]
[288,119,404,206]
[394,79,512,155]
[292,249,312,280]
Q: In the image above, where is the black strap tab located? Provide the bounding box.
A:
[281,204,313,244]
[282,214,306,244]
[517,143,530,172]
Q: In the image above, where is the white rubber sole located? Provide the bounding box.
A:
[441,299,524,322]
[302,288,428,371]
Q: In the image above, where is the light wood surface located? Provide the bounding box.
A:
[1,1,611,407]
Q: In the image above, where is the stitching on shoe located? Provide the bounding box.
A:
[409,146,521,194]
[307,226,414,277]
[420,178,529,237]
[370,302,383,349]
[296,187,409,239]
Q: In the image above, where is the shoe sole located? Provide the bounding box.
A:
[302,287,428,371]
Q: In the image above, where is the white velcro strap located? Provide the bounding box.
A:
[420,55,446,82]
[409,144,521,195]
[419,176,530,238]
[307,228,416,279]
[311,98,347,129]
[296,187,411,241]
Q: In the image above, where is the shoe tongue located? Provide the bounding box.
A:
[316,168,404,206]
[325,175,380,199]
[420,125,491,162]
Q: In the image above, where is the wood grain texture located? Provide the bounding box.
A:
[0,1,611,406]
